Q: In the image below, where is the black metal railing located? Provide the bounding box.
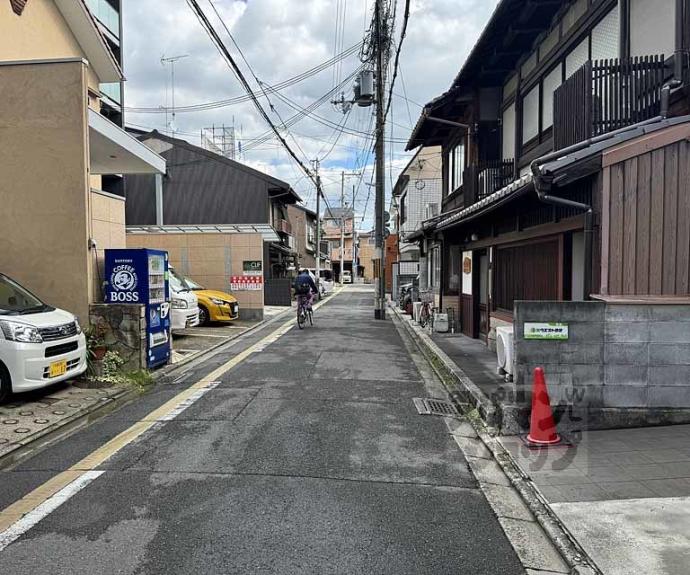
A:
[554,55,667,150]
[462,159,515,207]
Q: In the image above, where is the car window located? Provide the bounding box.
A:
[0,274,46,315]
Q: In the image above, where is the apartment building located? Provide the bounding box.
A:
[393,146,443,262]
[0,0,165,321]
[287,204,318,270]
[323,207,356,282]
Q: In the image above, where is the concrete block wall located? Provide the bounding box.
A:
[514,301,690,428]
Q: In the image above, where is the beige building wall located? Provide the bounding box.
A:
[0,0,101,92]
[90,190,126,302]
[359,238,376,282]
[127,233,266,319]
[0,60,92,320]
[408,146,442,179]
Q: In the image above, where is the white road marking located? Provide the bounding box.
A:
[0,470,105,552]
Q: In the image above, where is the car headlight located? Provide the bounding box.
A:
[210,298,227,306]
[0,320,43,343]
[171,298,188,309]
[74,317,82,334]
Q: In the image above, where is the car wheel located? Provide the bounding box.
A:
[0,364,11,404]
[198,305,210,326]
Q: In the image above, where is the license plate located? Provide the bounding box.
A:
[49,360,67,378]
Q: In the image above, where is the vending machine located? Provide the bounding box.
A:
[104,248,171,368]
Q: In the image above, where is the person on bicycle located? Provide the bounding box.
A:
[294,268,318,310]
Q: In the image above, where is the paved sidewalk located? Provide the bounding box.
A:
[0,384,128,461]
[502,425,690,574]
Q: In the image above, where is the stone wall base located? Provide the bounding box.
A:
[89,304,146,372]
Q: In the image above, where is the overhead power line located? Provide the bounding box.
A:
[125,42,363,114]
[185,0,315,183]
[383,0,410,122]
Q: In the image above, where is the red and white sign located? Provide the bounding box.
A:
[230,275,263,291]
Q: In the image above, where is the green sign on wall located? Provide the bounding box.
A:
[243,260,263,276]
[524,322,569,341]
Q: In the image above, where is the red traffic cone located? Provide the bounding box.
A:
[526,367,561,446]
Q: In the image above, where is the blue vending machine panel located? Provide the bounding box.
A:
[104,249,171,369]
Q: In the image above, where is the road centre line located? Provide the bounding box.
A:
[0,291,338,549]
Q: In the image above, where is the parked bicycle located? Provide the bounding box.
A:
[296,294,313,329]
[418,289,435,329]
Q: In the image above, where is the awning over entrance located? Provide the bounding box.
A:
[89,109,166,175]
[126,224,280,243]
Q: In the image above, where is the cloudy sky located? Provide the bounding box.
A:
[122,0,499,230]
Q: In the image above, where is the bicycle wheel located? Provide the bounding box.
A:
[308,309,313,326]
[297,306,306,329]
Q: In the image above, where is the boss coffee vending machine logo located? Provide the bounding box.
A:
[109,263,139,302]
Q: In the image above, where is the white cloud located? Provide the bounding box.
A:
[122,0,499,229]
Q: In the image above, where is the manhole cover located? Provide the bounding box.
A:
[68,403,81,409]
[19,411,34,416]
[52,410,66,415]
[413,398,459,417]
[34,419,49,424]
[14,428,31,434]
[2,419,18,425]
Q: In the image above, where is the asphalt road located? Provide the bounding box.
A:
[0,286,524,574]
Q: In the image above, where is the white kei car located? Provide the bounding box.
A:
[0,273,87,402]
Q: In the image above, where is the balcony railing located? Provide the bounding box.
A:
[462,159,515,208]
[554,55,667,150]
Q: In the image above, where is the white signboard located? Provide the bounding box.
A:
[524,323,569,341]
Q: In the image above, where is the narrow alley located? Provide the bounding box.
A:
[0,287,525,574]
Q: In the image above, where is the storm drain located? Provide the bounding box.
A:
[413,398,459,417]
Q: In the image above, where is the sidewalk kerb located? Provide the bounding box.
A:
[390,305,602,575]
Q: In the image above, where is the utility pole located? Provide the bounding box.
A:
[352,184,357,283]
[374,0,387,319]
[340,171,346,286]
[313,159,322,289]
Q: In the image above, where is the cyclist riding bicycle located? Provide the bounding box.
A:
[293,268,318,310]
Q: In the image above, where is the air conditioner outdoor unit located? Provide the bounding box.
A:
[495,325,515,380]
[434,313,449,333]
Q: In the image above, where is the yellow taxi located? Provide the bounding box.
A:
[170,269,240,325]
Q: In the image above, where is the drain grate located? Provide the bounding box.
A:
[413,398,459,417]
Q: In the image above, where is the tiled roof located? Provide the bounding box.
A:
[435,174,533,231]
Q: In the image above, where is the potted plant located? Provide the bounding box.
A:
[86,322,108,364]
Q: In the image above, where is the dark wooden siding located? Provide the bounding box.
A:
[494,238,561,312]
[125,142,273,225]
[605,140,690,295]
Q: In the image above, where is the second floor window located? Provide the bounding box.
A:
[502,103,516,161]
[449,140,465,192]
[522,86,540,144]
